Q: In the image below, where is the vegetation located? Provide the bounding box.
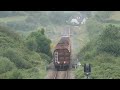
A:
[0,11,80,33]
[0,11,81,79]
[0,56,15,74]
[75,15,120,79]
[1,11,120,79]
[26,28,52,58]
[0,25,51,79]
[94,11,113,22]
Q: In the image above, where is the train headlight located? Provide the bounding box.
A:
[64,61,66,64]
[57,61,60,64]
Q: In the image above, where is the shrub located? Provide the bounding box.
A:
[26,29,52,58]
[9,69,23,79]
[26,37,37,51]
[3,48,32,69]
[0,56,15,74]
[97,24,120,56]
[76,24,120,79]
[39,53,51,63]
[0,25,21,41]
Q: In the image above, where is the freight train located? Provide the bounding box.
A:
[53,36,71,71]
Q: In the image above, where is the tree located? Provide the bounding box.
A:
[36,35,52,57]
[0,56,15,74]
[26,37,37,51]
[97,24,120,56]
[41,28,45,35]
[26,29,52,57]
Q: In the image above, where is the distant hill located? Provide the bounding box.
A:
[0,11,27,18]
[0,11,81,33]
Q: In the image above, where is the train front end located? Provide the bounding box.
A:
[53,49,70,70]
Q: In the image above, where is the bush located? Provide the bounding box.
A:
[94,53,116,64]
[36,35,52,57]
[17,67,46,79]
[26,37,37,51]
[76,53,120,79]
[3,48,32,69]
[0,25,21,41]
[39,53,51,63]
[23,51,46,66]
[0,56,15,74]
[75,67,84,79]
[9,69,23,79]
[76,24,120,79]
[26,29,52,58]
[0,25,48,79]
[97,24,120,56]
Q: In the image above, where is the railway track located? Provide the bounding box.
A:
[45,25,75,79]
[53,71,58,79]
[64,70,69,79]
[53,70,69,79]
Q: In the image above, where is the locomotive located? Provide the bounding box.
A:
[53,36,71,71]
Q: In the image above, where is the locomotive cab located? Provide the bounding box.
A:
[53,49,70,70]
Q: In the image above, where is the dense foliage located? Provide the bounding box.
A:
[26,28,52,58]
[76,22,120,79]
[0,25,51,79]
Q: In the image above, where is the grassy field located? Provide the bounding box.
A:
[109,11,120,21]
[0,16,27,23]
